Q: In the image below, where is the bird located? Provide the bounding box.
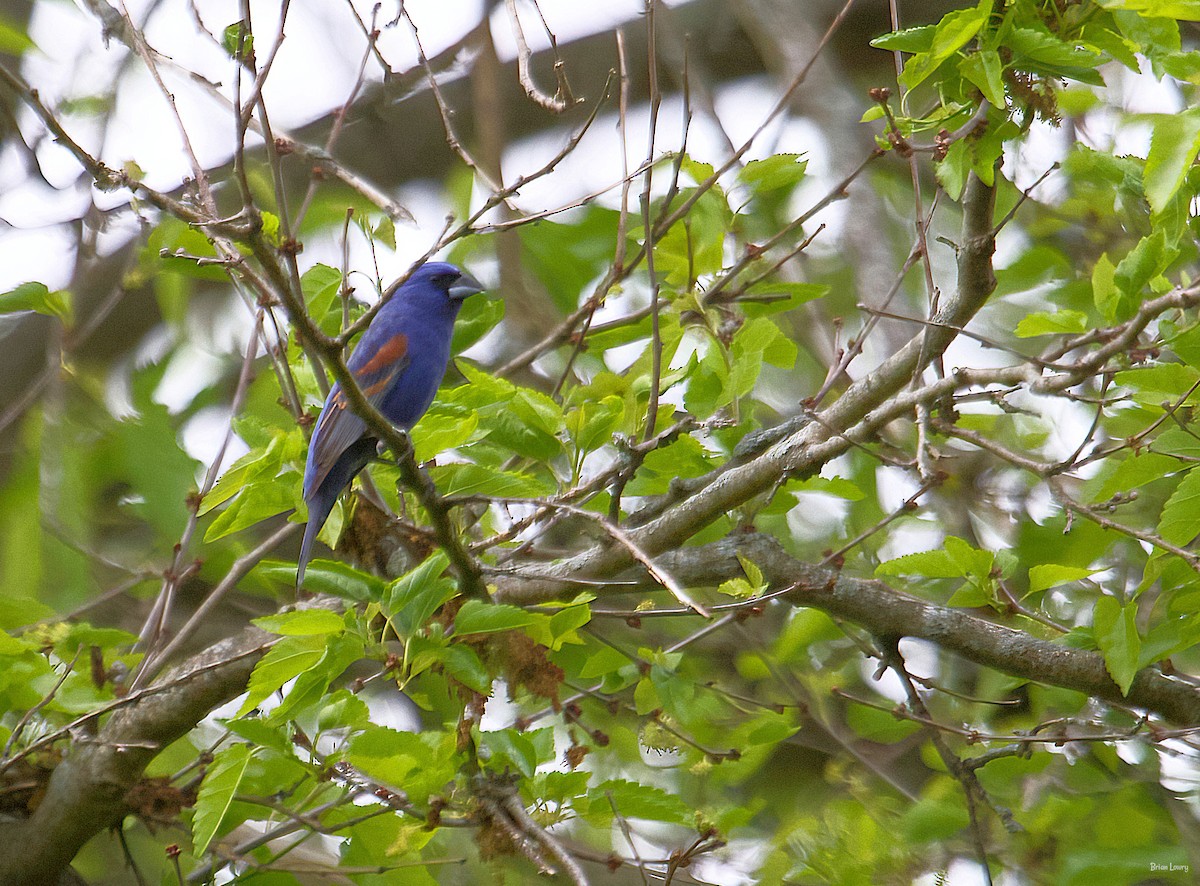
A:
[297,261,484,585]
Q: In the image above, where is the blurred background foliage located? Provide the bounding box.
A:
[2,0,1200,883]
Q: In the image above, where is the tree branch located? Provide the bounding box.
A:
[0,623,279,885]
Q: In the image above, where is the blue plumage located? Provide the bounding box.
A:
[297,261,483,585]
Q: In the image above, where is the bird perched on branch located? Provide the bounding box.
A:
[297,261,484,585]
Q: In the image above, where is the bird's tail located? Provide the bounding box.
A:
[296,516,320,588]
[296,439,376,587]
[296,484,338,588]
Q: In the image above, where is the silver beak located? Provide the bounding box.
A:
[449,271,485,301]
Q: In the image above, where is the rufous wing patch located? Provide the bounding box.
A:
[355,333,409,377]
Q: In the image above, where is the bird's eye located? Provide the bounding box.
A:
[430,273,458,288]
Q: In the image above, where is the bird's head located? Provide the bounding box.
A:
[406,261,485,303]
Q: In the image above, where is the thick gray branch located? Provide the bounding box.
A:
[656,533,1200,727]
[503,172,999,590]
[0,626,274,886]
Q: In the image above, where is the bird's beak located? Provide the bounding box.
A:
[449,271,484,301]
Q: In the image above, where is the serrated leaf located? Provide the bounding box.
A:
[870,24,936,53]
[480,729,540,777]
[1093,595,1140,695]
[1097,0,1200,21]
[203,479,294,542]
[411,411,479,463]
[899,2,991,92]
[199,437,286,516]
[1015,310,1089,337]
[221,20,254,62]
[739,281,830,316]
[1158,467,1200,546]
[192,744,253,855]
[237,635,325,716]
[252,609,345,636]
[386,551,456,639]
[877,548,962,579]
[738,154,808,194]
[255,559,385,602]
[1115,363,1200,404]
[1145,109,1200,214]
[267,633,363,724]
[222,718,294,756]
[430,463,551,497]
[959,50,1006,107]
[566,396,623,455]
[0,282,73,326]
[1028,564,1099,594]
[453,600,535,636]
[442,644,492,693]
[579,645,630,679]
[590,779,692,825]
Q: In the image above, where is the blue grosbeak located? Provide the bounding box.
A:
[297,261,484,585]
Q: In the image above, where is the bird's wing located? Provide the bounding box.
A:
[304,331,410,496]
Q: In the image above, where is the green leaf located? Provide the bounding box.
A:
[958,50,1006,107]
[0,282,73,326]
[204,479,294,542]
[255,559,385,602]
[1014,310,1089,337]
[199,436,287,516]
[738,154,808,194]
[1028,565,1099,594]
[252,609,345,636]
[566,396,624,455]
[1154,426,1200,460]
[846,703,922,743]
[936,137,971,201]
[480,728,541,777]
[237,635,326,716]
[441,644,492,693]
[899,1,991,92]
[385,551,456,640]
[1097,0,1200,21]
[451,294,505,354]
[411,411,479,463]
[870,24,936,53]
[453,600,535,636]
[221,20,254,62]
[0,15,35,55]
[634,676,660,714]
[1158,468,1200,546]
[902,796,971,843]
[300,263,344,334]
[547,604,591,648]
[430,463,551,498]
[192,744,253,855]
[1144,109,1200,215]
[1007,26,1105,85]
[445,363,563,460]
[317,689,371,731]
[652,185,731,286]
[1114,363,1200,405]
[223,717,295,756]
[877,537,996,605]
[1091,253,1119,321]
[267,633,363,724]
[739,281,830,316]
[578,645,630,679]
[1093,595,1141,695]
[1113,230,1176,318]
[589,779,692,825]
